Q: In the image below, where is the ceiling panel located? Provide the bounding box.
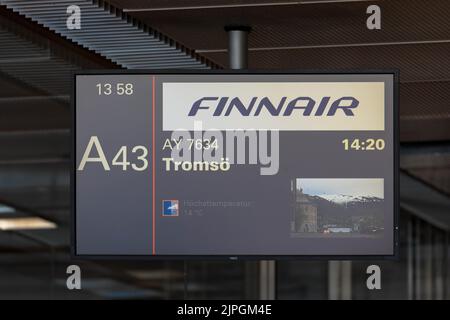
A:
[1,0,217,69]
[107,0,450,143]
[112,0,450,54]
[206,43,450,82]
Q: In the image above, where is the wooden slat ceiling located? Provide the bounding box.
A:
[107,0,450,142]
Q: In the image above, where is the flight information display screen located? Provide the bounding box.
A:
[73,71,398,258]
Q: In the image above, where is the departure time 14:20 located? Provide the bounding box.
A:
[342,138,385,151]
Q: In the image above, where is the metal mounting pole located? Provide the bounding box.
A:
[225,26,276,300]
[225,26,251,69]
[328,261,352,300]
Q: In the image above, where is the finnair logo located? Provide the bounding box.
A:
[188,96,359,117]
[163,82,385,131]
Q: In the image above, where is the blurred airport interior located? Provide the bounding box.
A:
[0,0,449,299]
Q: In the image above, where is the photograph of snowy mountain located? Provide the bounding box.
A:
[291,179,385,237]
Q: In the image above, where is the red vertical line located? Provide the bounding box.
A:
[152,76,156,255]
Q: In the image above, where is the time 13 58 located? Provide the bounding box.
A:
[96,83,134,95]
[342,138,385,151]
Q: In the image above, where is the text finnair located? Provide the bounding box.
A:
[188,96,359,117]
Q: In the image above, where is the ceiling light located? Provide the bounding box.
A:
[0,217,56,231]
